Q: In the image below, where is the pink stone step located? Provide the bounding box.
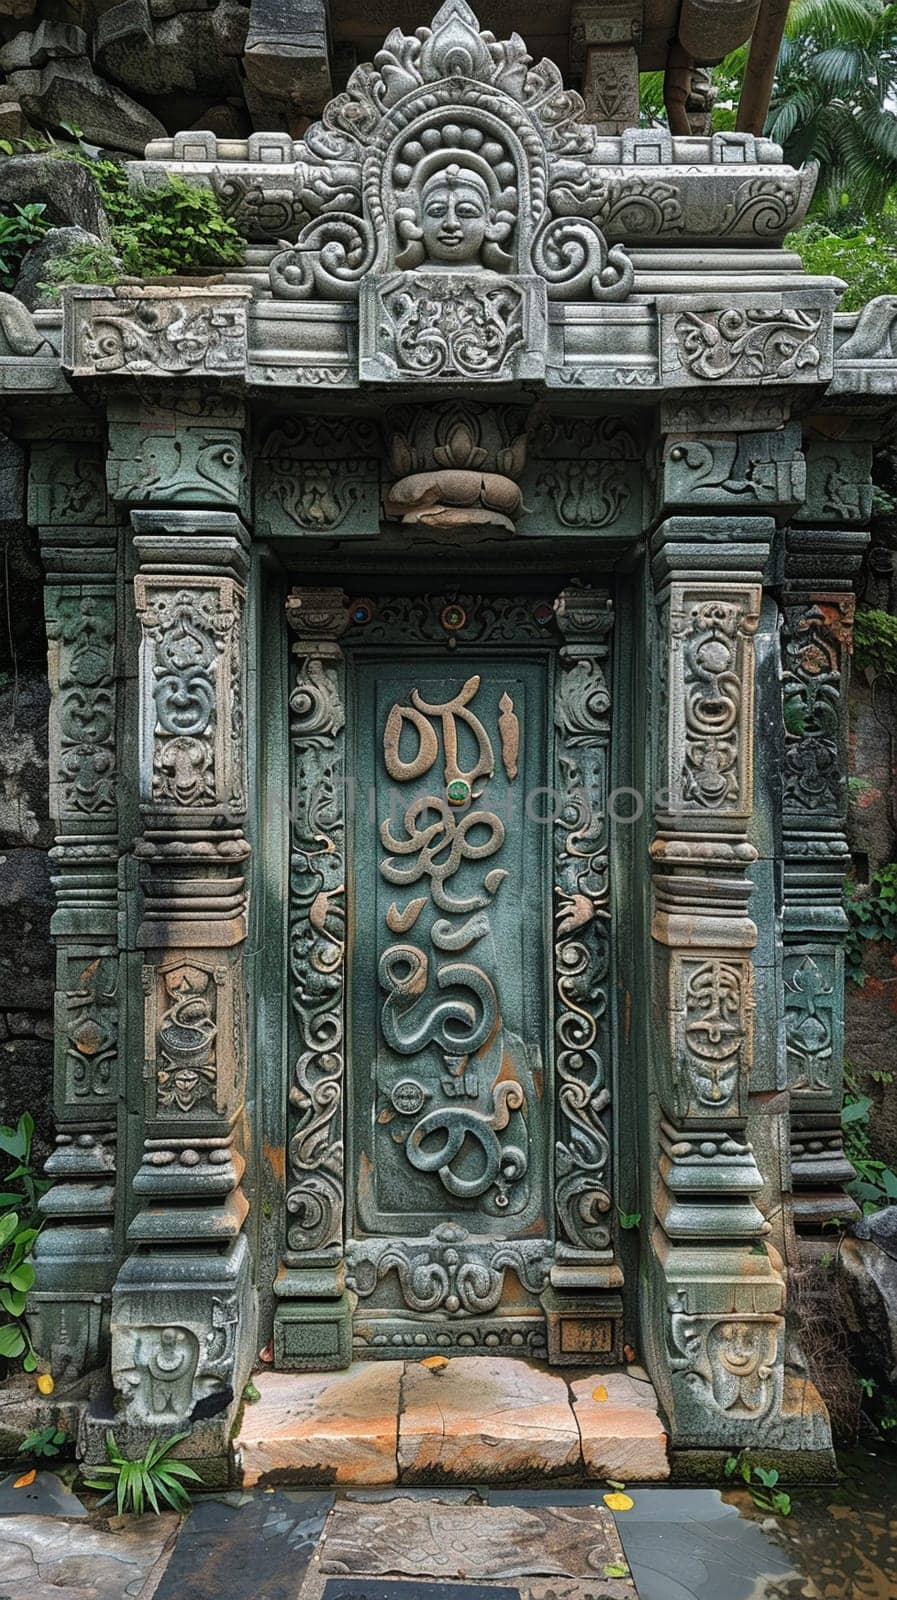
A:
[235,1357,669,1486]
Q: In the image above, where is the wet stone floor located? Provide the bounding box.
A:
[0,1449,895,1600]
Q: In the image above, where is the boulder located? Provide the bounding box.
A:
[839,1207,897,1389]
[23,61,166,156]
[13,227,111,311]
[0,156,110,240]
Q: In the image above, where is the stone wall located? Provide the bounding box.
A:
[0,441,54,1165]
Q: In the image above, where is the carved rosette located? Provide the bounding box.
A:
[284,588,349,1256]
[553,587,614,1256]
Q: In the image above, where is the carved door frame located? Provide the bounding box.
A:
[276,581,624,1366]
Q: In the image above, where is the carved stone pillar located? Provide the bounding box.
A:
[28,438,121,1381]
[783,433,871,1256]
[543,586,624,1362]
[105,500,256,1461]
[643,474,832,1456]
[274,586,352,1369]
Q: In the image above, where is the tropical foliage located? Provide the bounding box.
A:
[83,1432,202,1514]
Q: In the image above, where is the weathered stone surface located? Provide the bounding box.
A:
[153,1489,332,1600]
[0,849,53,1010]
[236,1365,404,1486]
[0,1512,178,1598]
[14,228,111,311]
[22,61,166,155]
[398,1357,580,1483]
[0,156,109,239]
[840,1216,897,1393]
[314,1498,636,1597]
[570,1371,670,1481]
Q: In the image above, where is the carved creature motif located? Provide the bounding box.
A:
[668,1298,781,1419]
[377,275,527,381]
[682,960,748,1111]
[137,584,240,811]
[156,965,219,1115]
[76,296,247,376]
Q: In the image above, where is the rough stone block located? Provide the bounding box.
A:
[570,1371,670,1480]
[236,1364,403,1486]
[398,1356,580,1483]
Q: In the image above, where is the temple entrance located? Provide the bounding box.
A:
[282,584,625,1364]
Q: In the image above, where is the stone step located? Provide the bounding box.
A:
[234,1357,670,1488]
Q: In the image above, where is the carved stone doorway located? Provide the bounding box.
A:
[279,584,625,1367]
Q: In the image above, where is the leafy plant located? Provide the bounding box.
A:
[786,219,897,310]
[724,1455,793,1516]
[842,1065,897,1210]
[0,1114,48,1371]
[83,1431,201,1514]
[853,606,897,677]
[0,202,49,290]
[18,1423,69,1460]
[39,241,124,297]
[844,864,897,984]
[617,1209,642,1230]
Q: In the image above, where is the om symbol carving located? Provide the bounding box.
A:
[377,675,530,1213]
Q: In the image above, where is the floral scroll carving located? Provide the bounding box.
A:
[781,598,852,817]
[668,1297,782,1420]
[285,589,349,1255]
[553,587,614,1253]
[48,594,117,817]
[669,306,825,384]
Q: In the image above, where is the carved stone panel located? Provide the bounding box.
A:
[669,953,755,1122]
[45,589,117,820]
[63,286,251,380]
[665,584,762,819]
[660,295,834,388]
[134,574,245,814]
[142,953,245,1126]
[256,417,381,539]
[360,273,548,384]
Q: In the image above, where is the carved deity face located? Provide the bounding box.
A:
[419,167,491,266]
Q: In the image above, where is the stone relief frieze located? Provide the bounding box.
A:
[662,300,832,388]
[28,443,113,528]
[347,1224,550,1317]
[659,428,805,516]
[256,416,380,538]
[63,286,250,380]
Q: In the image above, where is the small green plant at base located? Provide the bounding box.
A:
[617,1209,641,1230]
[0,1114,49,1371]
[83,1432,201,1514]
[39,241,124,297]
[18,1423,69,1460]
[243,1379,260,1404]
[724,1455,792,1517]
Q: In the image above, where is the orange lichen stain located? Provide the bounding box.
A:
[78,958,100,985]
[263,1142,286,1185]
[14,1471,36,1488]
[623,1344,637,1363]
[420,1355,449,1373]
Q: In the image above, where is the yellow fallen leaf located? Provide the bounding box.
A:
[36,1374,54,1395]
[420,1355,449,1372]
[592,1384,609,1402]
[14,1470,36,1488]
[603,1491,634,1512]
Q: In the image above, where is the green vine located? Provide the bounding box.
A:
[845,864,897,985]
[853,607,897,678]
[842,1063,897,1212]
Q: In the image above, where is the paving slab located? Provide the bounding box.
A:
[0,1511,178,1599]
[569,1373,669,1482]
[303,1498,637,1600]
[0,1469,88,1517]
[398,1358,580,1484]
[153,1489,333,1600]
[236,1365,404,1487]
